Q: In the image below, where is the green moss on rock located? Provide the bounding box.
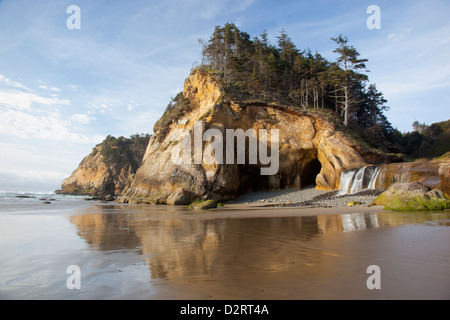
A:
[188,199,218,210]
[374,182,450,211]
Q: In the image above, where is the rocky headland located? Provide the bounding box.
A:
[116,69,397,205]
[60,70,449,210]
[60,134,150,199]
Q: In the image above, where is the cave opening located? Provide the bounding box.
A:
[236,156,322,195]
[103,182,116,195]
[237,165,268,194]
[302,158,322,187]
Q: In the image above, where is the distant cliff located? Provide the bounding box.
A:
[61,134,150,197]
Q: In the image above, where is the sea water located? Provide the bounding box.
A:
[0,192,449,300]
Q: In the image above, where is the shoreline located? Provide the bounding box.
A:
[107,191,390,222]
[40,185,384,209]
[7,186,448,220]
[201,203,387,220]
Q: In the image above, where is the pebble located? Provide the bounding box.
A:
[229,186,384,208]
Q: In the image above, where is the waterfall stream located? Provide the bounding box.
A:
[338,166,380,195]
[337,159,443,195]
[338,164,412,195]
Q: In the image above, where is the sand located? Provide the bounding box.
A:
[0,193,449,300]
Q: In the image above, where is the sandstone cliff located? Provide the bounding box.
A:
[118,70,391,205]
[61,135,149,196]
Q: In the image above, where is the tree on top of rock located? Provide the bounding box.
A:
[197,24,395,151]
[330,34,369,127]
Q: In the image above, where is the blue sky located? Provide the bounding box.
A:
[0,0,449,192]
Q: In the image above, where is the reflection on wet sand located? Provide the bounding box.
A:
[69,205,450,299]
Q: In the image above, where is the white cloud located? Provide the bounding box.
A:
[387,33,398,41]
[39,84,61,92]
[0,76,93,143]
[0,74,30,91]
[387,28,412,42]
[0,90,69,111]
[364,24,450,99]
[0,168,67,184]
[88,102,111,114]
[70,113,95,125]
[68,84,79,91]
[126,101,140,111]
[0,109,86,142]
[0,139,103,192]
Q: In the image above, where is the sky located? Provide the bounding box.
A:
[0,0,449,192]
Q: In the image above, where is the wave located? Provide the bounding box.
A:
[0,190,89,202]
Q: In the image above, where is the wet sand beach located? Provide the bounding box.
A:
[0,193,449,300]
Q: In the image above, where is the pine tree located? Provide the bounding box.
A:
[197,25,394,143]
[331,35,369,126]
[363,83,389,126]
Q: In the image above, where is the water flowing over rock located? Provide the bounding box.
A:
[338,155,450,196]
[338,166,381,195]
[118,70,390,205]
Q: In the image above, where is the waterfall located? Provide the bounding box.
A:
[367,166,382,190]
[338,163,415,195]
[338,170,357,195]
[338,165,382,195]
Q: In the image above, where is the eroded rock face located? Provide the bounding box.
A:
[118,70,387,205]
[438,160,450,197]
[61,136,148,196]
[374,182,450,211]
[372,157,450,194]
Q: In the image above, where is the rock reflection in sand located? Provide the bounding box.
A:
[69,205,449,293]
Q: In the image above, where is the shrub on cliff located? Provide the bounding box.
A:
[153,93,192,142]
[100,134,150,170]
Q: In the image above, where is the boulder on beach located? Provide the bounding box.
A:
[374,182,450,211]
[189,199,218,210]
[104,194,116,201]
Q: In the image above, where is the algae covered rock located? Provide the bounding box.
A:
[374,182,450,211]
[189,199,218,210]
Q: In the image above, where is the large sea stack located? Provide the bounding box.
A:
[116,69,391,205]
[61,134,150,197]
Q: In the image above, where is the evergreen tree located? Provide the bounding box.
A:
[362,84,389,127]
[331,35,369,126]
[198,24,394,147]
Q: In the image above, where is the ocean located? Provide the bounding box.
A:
[0,190,449,300]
